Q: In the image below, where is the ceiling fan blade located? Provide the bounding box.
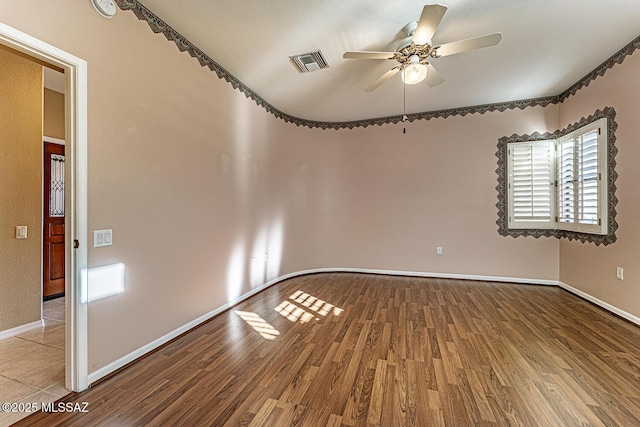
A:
[364,66,401,92]
[436,32,502,57]
[343,51,396,60]
[425,63,444,87]
[413,4,448,45]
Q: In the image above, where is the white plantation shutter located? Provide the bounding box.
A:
[557,135,575,226]
[508,140,555,229]
[577,128,600,226]
[574,119,607,233]
[554,120,607,234]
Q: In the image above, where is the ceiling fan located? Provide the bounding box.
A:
[343,4,502,92]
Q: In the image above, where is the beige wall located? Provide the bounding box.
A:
[268,108,560,280]
[0,0,285,371]
[1,0,635,378]
[44,88,65,139]
[0,47,43,331]
[558,52,640,318]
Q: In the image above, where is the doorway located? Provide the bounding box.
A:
[0,21,88,392]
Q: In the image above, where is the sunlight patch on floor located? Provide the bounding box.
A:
[290,290,344,316]
[275,301,315,323]
[275,290,344,323]
[234,311,280,340]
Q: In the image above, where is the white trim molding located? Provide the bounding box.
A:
[44,135,66,145]
[87,267,556,385]
[0,320,44,341]
[90,269,640,385]
[301,268,559,286]
[559,281,640,326]
[88,271,640,386]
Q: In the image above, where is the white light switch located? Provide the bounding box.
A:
[16,226,27,239]
[94,229,113,247]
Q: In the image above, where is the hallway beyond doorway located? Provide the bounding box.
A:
[0,298,68,426]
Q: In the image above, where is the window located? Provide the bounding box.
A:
[496,107,617,245]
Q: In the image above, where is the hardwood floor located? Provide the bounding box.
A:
[16,273,640,426]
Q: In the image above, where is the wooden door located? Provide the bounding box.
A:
[43,141,65,298]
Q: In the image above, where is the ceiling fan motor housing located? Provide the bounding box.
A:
[395,42,433,67]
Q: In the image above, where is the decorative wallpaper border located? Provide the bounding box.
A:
[116,1,639,130]
[559,35,640,101]
[495,107,618,246]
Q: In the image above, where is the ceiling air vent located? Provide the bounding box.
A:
[290,50,329,73]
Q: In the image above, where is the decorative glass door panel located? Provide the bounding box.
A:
[43,142,65,298]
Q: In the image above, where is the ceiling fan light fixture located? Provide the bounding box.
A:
[401,62,428,85]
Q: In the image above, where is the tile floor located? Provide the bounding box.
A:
[0,298,68,426]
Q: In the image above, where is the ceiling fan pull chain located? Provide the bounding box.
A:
[403,80,407,134]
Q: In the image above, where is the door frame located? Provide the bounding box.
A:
[0,22,89,391]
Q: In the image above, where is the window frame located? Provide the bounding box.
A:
[496,107,618,246]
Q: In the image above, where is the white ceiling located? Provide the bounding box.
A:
[135,0,640,123]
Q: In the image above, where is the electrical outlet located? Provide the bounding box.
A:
[616,267,624,280]
[436,247,443,255]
